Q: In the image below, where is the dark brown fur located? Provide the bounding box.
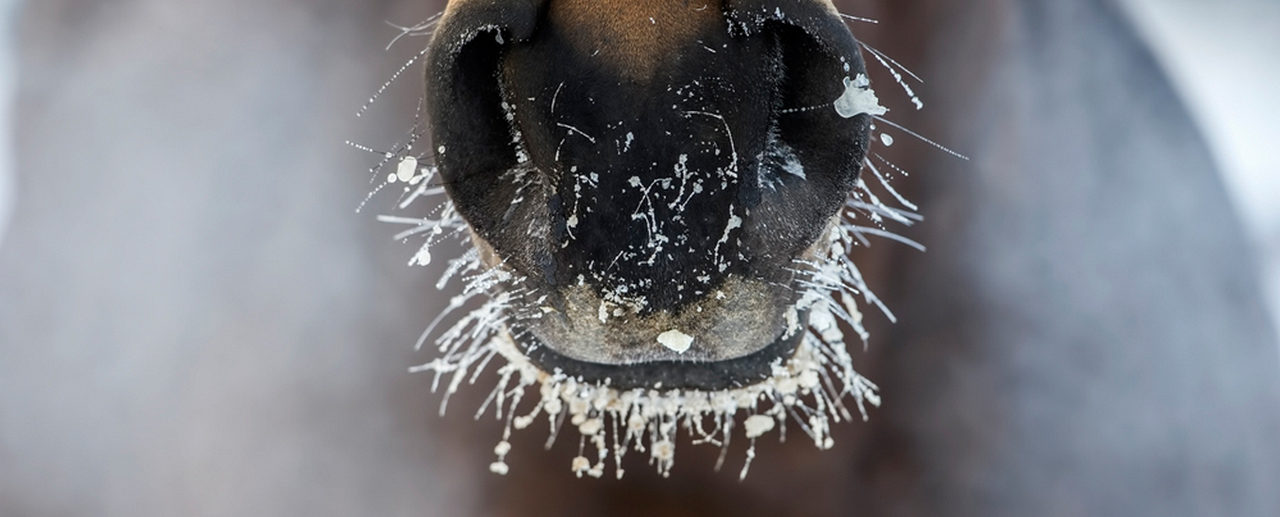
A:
[548,0,725,78]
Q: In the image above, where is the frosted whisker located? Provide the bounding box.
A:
[859,41,924,84]
[357,47,430,118]
[384,12,444,51]
[873,116,970,160]
[839,13,880,25]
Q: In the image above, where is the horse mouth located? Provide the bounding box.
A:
[505,266,816,390]
[512,325,807,391]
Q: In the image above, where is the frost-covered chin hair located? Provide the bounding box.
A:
[353,0,955,479]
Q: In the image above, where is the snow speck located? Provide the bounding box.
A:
[713,206,743,271]
[656,329,694,354]
[396,155,418,183]
[880,133,895,146]
[578,418,604,436]
[744,415,775,439]
[834,74,888,118]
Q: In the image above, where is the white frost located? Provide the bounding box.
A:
[395,155,418,183]
[744,414,776,439]
[657,329,694,354]
[713,206,743,272]
[834,74,888,118]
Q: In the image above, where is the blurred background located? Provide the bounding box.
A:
[1,0,1277,516]
[1122,0,1280,335]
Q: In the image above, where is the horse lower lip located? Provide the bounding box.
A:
[509,317,808,391]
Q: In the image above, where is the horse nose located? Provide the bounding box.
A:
[428,0,874,312]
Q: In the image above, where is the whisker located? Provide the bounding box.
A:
[874,116,970,160]
[839,13,880,25]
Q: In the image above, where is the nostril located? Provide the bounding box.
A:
[730,21,876,276]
